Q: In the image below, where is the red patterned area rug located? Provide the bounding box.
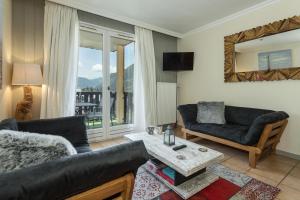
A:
[132,164,280,200]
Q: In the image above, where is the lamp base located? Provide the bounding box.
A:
[15,86,33,121]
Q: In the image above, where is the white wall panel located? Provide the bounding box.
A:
[157,82,177,125]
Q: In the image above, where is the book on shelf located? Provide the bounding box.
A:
[157,169,175,185]
[162,167,175,180]
[145,159,207,186]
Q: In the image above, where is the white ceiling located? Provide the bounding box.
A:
[50,0,277,37]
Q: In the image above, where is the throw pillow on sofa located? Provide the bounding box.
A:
[196,101,226,124]
[0,130,77,173]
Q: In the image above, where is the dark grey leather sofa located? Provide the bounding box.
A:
[0,116,148,200]
[178,104,289,167]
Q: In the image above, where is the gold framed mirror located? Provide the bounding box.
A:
[224,15,300,82]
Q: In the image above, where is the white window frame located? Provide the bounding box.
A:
[78,22,135,142]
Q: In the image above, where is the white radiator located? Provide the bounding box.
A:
[157,82,177,125]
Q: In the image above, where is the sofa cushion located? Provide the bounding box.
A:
[177,104,198,128]
[189,123,249,144]
[0,119,18,131]
[197,102,226,124]
[242,111,289,145]
[225,106,273,126]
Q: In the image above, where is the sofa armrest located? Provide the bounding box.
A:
[17,116,88,147]
[0,140,149,200]
[177,104,198,128]
[242,111,289,145]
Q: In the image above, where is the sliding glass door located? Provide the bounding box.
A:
[76,30,104,141]
[76,24,135,141]
[109,37,135,132]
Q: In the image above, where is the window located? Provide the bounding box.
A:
[75,25,135,140]
[110,37,134,127]
[76,30,103,129]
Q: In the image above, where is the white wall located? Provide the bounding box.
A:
[0,0,3,58]
[0,0,12,120]
[236,51,259,72]
[178,0,300,155]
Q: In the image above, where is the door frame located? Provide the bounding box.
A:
[79,22,135,142]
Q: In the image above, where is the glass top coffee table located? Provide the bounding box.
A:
[125,132,224,199]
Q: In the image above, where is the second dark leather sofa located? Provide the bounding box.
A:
[178,104,289,167]
[178,104,289,145]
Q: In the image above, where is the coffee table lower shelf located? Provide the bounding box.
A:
[143,164,219,199]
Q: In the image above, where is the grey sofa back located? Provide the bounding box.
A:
[225,106,274,126]
[178,104,275,127]
[177,104,198,128]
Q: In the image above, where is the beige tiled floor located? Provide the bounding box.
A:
[90,137,128,149]
[90,130,300,200]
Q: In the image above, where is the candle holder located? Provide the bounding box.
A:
[164,125,175,146]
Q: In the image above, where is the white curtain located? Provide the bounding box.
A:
[134,26,157,130]
[40,2,79,118]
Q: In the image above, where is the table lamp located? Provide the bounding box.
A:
[12,63,43,120]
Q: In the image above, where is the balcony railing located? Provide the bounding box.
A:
[75,91,133,129]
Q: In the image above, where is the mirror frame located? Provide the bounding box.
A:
[224,15,300,82]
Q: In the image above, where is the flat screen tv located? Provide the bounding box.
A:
[163,52,194,71]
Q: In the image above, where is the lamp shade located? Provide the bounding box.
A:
[12,63,43,86]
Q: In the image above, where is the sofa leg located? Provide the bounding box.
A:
[256,153,262,162]
[271,142,279,153]
[182,130,189,140]
[183,132,187,139]
[249,151,257,168]
[121,173,134,200]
